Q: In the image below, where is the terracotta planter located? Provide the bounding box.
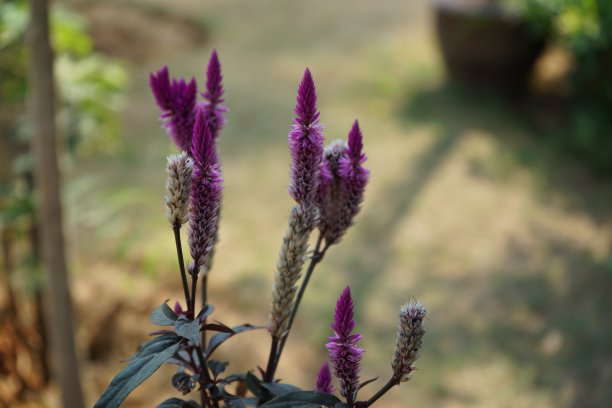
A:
[433,0,546,95]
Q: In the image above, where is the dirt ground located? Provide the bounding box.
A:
[12,0,612,407]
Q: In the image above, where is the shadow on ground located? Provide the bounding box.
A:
[333,83,612,407]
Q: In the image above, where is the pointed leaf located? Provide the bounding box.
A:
[221,373,247,384]
[207,360,229,377]
[261,382,301,397]
[94,335,181,408]
[151,302,178,326]
[174,316,201,346]
[203,322,235,334]
[224,396,258,408]
[128,334,180,360]
[197,304,215,322]
[258,391,341,407]
[246,371,265,398]
[206,324,263,358]
[157,397,200,407]
[358,376,379,390]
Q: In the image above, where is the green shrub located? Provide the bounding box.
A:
[506,0,612,173]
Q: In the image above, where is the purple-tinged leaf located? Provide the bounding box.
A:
[148,329,176,337]
[151,302,178,326]
[197,304,215,322]
[246,371,266,398]
[174,316,201,346]
[94,335,181,408]
[224,396,257,408]
[202,322,234,334]
[261,382,302,397]
[156,397,200,408]
[258,391,341,407]
[207,360,229,378]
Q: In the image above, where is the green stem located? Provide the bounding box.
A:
[365,376,399,407]
[172,226,191,311]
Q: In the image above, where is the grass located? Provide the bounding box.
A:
[58,0,612,407]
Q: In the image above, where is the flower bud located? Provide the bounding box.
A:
[392,301,426,382]
[165,152,193,227]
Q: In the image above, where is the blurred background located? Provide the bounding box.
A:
[1,0,611,407]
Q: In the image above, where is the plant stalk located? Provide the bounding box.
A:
[263,336,279,383]
[190,272,198,316]
[195,345,216,408]
[365,376,399,407]
[201,273,208,349]
[172,225,191,311]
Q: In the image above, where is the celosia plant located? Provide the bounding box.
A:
[95,49,426,408]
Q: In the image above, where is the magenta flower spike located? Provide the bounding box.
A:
[318,120,369,246]
[149,66,198,153]
[288,68,324,211]
[326,287,363,406]
[315,361,336,394]
[338,120,369,230]
[340,120,369,193]
[201,49,228,142]
[188,107,223,270]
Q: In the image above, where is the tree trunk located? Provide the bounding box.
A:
[28,1,85,407]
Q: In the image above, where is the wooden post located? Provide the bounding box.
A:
[28,0,85,406]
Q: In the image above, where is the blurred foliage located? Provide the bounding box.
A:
[0,0,128,155]
[505,0,612,173]
[0,0,128,284]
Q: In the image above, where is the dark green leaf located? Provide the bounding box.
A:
[261,382,302,397]
[258,391,342,407]
[174,316,201,346]
[246,371,265,398]
[206,324,263,358]
[94,335,181,408]
[221,373,247,384]
[151,302,178,326]
[196,304,215,322]
[156,397,200,407]
[224,396,258,408]
[129,334,180,360]
[207,360,229,377]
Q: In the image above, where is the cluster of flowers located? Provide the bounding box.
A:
[95,49,426,408]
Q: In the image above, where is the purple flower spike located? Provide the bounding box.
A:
[149,67,198,153]
[347,120,365,166]
[326,287,363,406]
[288,69,324,211]
[188,107,223,270]
[317,120,369,246]
[201,49,228,142]
[294,68,320,127]
[341,120,368,180]
[315,361,336,394]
